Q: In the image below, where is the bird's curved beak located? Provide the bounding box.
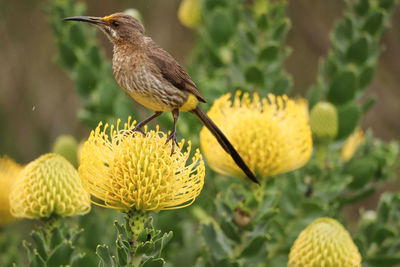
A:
[62,16,104,25]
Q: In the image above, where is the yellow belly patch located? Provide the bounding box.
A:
[180,94,199,111]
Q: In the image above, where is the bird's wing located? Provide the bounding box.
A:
[144,37,206,103]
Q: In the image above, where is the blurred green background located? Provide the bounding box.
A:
[1,0,399,163]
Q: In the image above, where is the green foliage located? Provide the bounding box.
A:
[355,193,400,267]
[48,0,136,128]
[23,218,85,267]
[96,215,172,267]
[189,0,292,97]
[307,0,398,140]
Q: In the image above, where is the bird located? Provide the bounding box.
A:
[63,13,259,184]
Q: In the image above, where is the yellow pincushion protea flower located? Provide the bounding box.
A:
[0,157,22,224]
[200,92,312,178]
[10,153,91,219]
[341,128,365,162]
[78,118,205,212]
[288,217,362,267]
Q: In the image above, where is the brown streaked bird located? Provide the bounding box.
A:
[63,13,259,184]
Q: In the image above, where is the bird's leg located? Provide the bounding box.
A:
[166,109,180,155]
[131,111,163,135]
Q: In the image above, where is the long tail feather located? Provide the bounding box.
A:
[191,106,259,184]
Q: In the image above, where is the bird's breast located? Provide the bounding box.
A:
[112,52,187,112]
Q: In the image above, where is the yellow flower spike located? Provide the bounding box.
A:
[341,128,365,162]
[79,117,205,212]
[310,101,338,139]
[178,0,202,29]
[288,217,362,267]
[0,156,22,224]
[10,153,91,219]
[200,91,312,178]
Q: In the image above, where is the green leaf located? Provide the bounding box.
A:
[272,19,290,42]
[31,231,47,261]
[154,231,173,256]
[113,93,136,121]
[258,44,279,62]
[272,75,291,95]
[244,65,264,86]
[58,42,77,68]
[23,241,46,267]
[333,18,353,45]
[336,102,361,140]
[327,70,357,105]
[201,224,229,259]
[68,24,86,48]
[347,158,377,188]
[47,241,74,266]
[239,235,267,258]
[255,209,279,223]
[96,244,114,267]
[379,0,396,9]
[354,0,370,16]
[324,55,339,80]
[363,10,384,35]
[346,36,369,65]
[361,96,376,113]
[214,258,240,267]
[256,13,268,29]
[140,257,165,267]
[220,220,241,243]
[359,65,375,89]
[367,255,400,266]
[86,44,103,68]
[208,8,235,45]
[116,242,128,266]
[136,242,155,255]
[372,226,396,244]
[50,227,63,249]
[75,62,98,96]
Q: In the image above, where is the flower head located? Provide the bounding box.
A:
[10,153,91,219]
[78,118,205,212]
[288,217,362,267]
[200,92,312,178]
[178,0,201,29]
[341,128,365,162]
[0,157,22,224]
[310,101,338,139]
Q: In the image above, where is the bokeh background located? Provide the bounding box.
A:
[1,0,399,164]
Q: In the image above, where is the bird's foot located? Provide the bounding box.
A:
[132,125,146,136]
[165,130,180,155]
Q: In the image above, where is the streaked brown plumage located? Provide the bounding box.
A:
[63,13,259,184]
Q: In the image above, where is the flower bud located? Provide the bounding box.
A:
[52,135,79,168]
[310,102,338,139]
[178,0,201,29]
[10,153,91,219]
[288,217,361,267]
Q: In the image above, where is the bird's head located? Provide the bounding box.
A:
[63,13,145,44]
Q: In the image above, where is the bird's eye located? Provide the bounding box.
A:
[112,21,120,27]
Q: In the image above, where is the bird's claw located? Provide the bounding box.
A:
[165,131,179,155]
[127,126,145,137]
